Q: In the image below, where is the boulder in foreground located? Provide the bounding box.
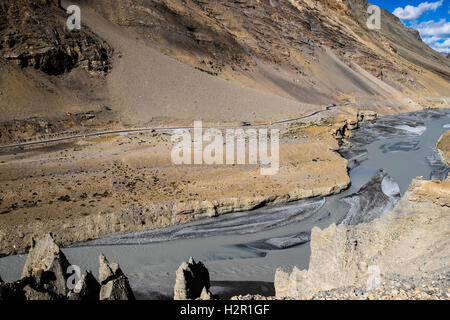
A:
[174,257,212,300]
[98,254,135,300]
[21,233,71,297]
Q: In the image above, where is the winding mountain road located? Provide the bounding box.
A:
[0,104,342,151]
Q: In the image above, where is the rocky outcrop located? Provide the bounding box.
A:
[99,276,135,300]
[0,272,62,301]
[330,111,376,141]
[275,176,450,299]
[98,254,135,300]
[357,110,377,122]
[21,233,71,296]
[174,257,212,300]
[0,0,112,75]
[99,254,123,285]
[198,287,213,300]
[0,234,135,300]
[330,118,358,140]
[339,171,401,225]
[245,270,449,300]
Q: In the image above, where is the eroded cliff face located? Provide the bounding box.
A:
[275,176,450,299]
[0,0,112,76]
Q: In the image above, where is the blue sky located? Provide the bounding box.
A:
[369,0,450,53]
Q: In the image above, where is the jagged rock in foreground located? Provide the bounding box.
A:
[1,233,71,300]
[198,287,212,301]
[0,234,135,300]
[174,257,212,300]
[99,254,123,285]
[99,276,135,301]
[275,176,450,299]
[21,233,71,297]
[98,254,135,300]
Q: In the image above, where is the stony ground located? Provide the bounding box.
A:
[311,272,449,300]
[231,272,450,300]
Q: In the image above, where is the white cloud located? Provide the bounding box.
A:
[433,38,450,47]
[431,38,450,52]
[423,36,443,44]
[431,42,450,52]
[393,1,443,20]
[415,19,450,52]
[415,19,450,37]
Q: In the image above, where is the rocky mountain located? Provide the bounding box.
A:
[0,0,449,143]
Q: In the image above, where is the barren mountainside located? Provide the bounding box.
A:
[83,0,449,84]
[0,0,449,144]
